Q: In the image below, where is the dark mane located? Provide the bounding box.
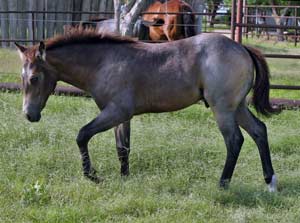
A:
[45,28,137,51]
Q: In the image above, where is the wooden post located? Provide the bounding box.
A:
[235,0,243,43]
[231,0,236,40]
[243,0,248,39]
[295,8,298,46]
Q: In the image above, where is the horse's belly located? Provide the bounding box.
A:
[141,87,200,113]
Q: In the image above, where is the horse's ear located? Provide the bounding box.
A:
[14,42,27,61]
[36,41,46,61]
[15,42,27,52]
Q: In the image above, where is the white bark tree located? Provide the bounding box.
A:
[114,0,150,36]
[114,0,204,36]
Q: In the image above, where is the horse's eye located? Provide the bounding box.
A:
[30,76,39,85]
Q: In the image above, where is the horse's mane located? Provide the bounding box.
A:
[45,28,137,51]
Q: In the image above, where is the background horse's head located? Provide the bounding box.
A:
[15,42,57,122]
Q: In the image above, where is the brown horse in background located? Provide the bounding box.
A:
[142,0,195,41]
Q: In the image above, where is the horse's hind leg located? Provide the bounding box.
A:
[213,109,244,189]
[114,121,131,176]
[236,103,276,192]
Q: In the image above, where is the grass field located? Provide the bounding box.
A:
[0,37,300,222]
[1,92,300,222]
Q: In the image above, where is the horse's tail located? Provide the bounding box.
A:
[181,4,196,37]
[244,46,280,116]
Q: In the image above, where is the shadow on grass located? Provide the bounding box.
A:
[214,177,300,208]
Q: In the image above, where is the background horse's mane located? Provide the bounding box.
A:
[45,28,137,51]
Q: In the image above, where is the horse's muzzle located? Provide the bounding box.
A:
[24,112,41,122]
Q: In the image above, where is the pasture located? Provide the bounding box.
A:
[0,39,300,222]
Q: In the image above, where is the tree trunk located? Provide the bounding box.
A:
[114,0,121,34]
[119,0,149,36]
[117,0,203,36]
[192,0,204,34]
[209,1,221,28]
[270,0,291,41]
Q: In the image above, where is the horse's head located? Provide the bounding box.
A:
[15,42,57,122]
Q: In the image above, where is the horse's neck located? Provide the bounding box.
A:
[47,48,95,91]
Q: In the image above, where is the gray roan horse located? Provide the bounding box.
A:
[15,29,278,191]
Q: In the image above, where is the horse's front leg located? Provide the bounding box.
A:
[76,102,133,183]
[114,121,131,176]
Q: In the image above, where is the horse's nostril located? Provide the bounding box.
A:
[24,112,41,122]
[25,113,32,121]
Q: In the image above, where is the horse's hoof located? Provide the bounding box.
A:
[267,175,277,192]
[84,168,102,184]
[219,179,230,190]
[120,165,129,177]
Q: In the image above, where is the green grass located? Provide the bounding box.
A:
[1,92,300,222]
[1,35,299,222]
[0,48,21,82]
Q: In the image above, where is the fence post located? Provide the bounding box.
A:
[235,0,243,43]
[295,7,298,46]
[231,0,236,40]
